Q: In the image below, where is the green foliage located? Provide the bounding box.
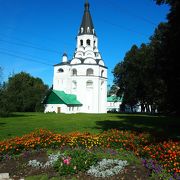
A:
[154,0,180,114]
[94,148,140,165]
[107,84,119,96]
[54,148,98,176]
[0,72,48,116]
[25,174,48,180]
[150,169,175,180]
[25,174,62,180]
[113,44,161,112]
[113,0,180,115]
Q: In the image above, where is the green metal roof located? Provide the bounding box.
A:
[44,90,82,106]
[107,95,122,102]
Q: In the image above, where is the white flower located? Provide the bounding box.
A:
[87,159,128,177]
[27,152,62,169]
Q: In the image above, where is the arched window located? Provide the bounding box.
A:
[81,27,83,33]
[72,69,77,76]
[58,68,64,73]
[101,70,104,77]
[86,68,93,76]
[86,80,93,88]
[86,39,90,46]
[87,27,90,33]
[72,80,77,89]
[101,80,104,85]
[80,40,83,46]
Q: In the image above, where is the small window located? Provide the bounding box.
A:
[72,80,77,89]
[86,80,93,88]
[101,70,104,77]
[80,40,83,46]
[86,68,93,76]
[87,39,90,46]
[72,69,77,76]
[58,68,64,73]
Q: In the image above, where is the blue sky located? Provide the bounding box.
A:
[0,0,169,87]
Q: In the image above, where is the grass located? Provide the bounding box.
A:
[0,112,179,141]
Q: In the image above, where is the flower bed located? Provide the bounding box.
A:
[0,129,179,176]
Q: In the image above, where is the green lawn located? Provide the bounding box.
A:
[0,112,179,140]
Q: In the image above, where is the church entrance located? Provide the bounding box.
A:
[57,107,61,113]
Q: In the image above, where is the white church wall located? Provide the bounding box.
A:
[44,104,68,113]
[44,104,81,114]
[53,65,71,92]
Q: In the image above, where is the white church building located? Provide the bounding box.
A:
[44,1,107,113]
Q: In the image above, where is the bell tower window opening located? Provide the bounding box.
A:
[86,68,93,76]
[87,27,90,33]
[87,39,90,46]
[81,27,83,33]
[80,40,83,46]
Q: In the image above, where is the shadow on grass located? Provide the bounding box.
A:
[0,113,35,118]
[0,122,6,126]
[95,114,180,141]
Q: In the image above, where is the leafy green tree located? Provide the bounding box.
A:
[0,67,3,86]
[107,84,119,96]
[113,41,166,113]
[113,45,139,111]
[154,0,180,114]
[0,72,48,115]
[113,0,179,114]
[0,68,13,116]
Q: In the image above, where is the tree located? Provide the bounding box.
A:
[154,0,180,114]
[0,67,13,116]
[0,67,3,86]
[107,84,119,96]
[113,45,139,111]
[113,41,166,113]
[113,0,179,114]
[0,72,48,115]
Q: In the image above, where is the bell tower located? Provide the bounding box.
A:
[73,1,103,65]
[52,0,107,113]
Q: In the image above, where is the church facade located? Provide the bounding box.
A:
[44,1,107,113]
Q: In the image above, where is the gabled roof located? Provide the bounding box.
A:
[78,1,96,35]
[107,95,122,102]
[44,90,82,106]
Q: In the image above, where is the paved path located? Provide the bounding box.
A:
[0,173,24,180]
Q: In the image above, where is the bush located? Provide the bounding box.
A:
[53,148,99,176]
